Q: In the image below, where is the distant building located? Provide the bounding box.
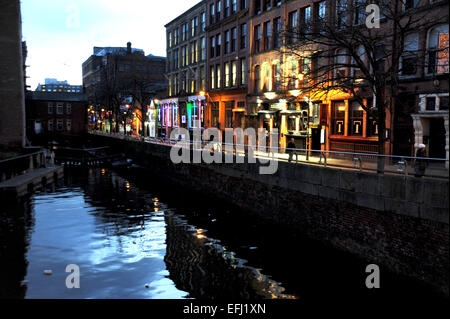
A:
[26,91,88,141]
[82,42,167,103]
[35,78,83,93]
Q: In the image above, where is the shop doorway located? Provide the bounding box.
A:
[428,118,446,159]
[311,128,321,151]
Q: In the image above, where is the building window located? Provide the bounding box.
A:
[255,0,261,15]
[225,62,230,87]
[191,17,198,37]
[201,12,206,31]
[125,64,131,72]
[232,0,237,13]
[210,36,215,57]
[119,64,125,72]
[427,24,449,74]
[216,34,222,56]
[225,101,234,128]
[336,0,348,29]
[240,23,247,49]
[240,58,246,85]
[263,21,271,51]
[231,28,237,52]
[200,66,205,90]
[191,68,197,92]
[182,23,187,41]
[332,101,346,135]
[401,33,419,75]
[225,30,230,54]
[351,45,365,81]
[168,32,172,48]
[353,0,365,25]
[240,0,247,10]
[231,61,237,87]
[211,67,215,90]
[48,119,53,131]
[288,10,298,44]
[181,46,187,66]
[57,103,64,115]
[349,101,363,136]
[254,25,261,53]
[216,64,221,88]
[273,62,281,91]
[174,49,179,69]
[426,97,436,111]
[335,49,347,80]
[403,0,420,11]
[254,65,261,93]
[56,119,64,131]
[66,103,72,114]
[66,119,72,132]
[224,0,230,17]
[211,102,220,127]
[201,37,206,60]
[210,3,215,24]
[273,17,281,48]
[366,98,378,137]
[191,42,196,64]
[48,102,54,114]
[440,96,449,110]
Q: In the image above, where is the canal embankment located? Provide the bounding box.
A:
[0,148,63,198]
[89,134,449,296]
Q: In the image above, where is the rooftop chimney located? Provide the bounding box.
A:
[127,42,131,54]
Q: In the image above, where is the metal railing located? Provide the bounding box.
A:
[90,130,449,179]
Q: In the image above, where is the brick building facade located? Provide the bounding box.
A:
[163,0,449,163]
[26,91,88,141]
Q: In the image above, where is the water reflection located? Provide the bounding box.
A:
[0,168,296,299]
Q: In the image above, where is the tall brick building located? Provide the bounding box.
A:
[0,0,26,149]
[164,1,208,137]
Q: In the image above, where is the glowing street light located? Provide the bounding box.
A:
[264,92,277,100]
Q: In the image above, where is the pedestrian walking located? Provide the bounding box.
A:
[287,138,296,163]
[414,144,428,177]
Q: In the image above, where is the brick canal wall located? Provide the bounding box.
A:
[91,134,449,295]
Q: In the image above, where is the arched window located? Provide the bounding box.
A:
[427,24,449,74]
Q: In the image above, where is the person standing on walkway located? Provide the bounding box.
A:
[287,138,296,163]
[414,144,428,177]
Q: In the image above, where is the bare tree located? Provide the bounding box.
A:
[276,0,448,172]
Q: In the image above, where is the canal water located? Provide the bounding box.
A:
[0,167,442,300]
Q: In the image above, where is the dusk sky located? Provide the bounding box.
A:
[21,0,200,90]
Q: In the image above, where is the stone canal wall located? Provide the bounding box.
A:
[91,134,449,295]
